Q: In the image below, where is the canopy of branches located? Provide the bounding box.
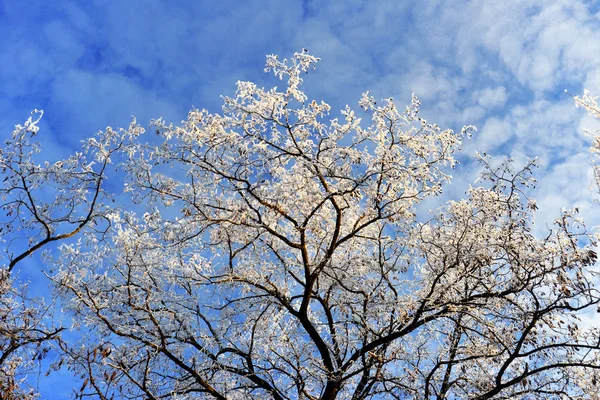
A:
[2,51,600,400]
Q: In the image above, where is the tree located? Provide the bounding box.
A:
[0,112,123,399]
[41,51,600,399]
[4,51,600,399]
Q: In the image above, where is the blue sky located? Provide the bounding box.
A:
[2,0,600,398]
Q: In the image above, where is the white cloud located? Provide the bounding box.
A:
[476,86,508,109]
[474,117,512,152]
[450,0,600,95]
[534,151,596,232]
[51,69,180,134]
